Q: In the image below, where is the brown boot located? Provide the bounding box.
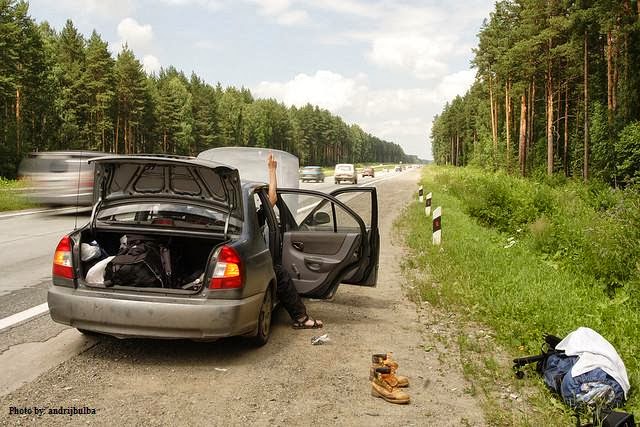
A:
[370,367,410,404]
[371,353,410,387]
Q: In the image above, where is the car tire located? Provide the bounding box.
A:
[249,286,273,347]
[335,180,338,184]
[354,178,358,184]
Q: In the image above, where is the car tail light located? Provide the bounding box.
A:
[209,245,243,289]
[52,235,75,279]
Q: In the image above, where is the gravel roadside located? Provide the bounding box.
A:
[0,169,485,426]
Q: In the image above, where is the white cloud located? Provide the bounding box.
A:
[160,0,223,11]
[142,54,161,74]
[117,17,154,52]
[435,69,477,102]
[53,0,136,19]
[253,68,476,159]
[246,0,309,25]
[276,9,309,25]
[367,33,452,80]
[111,18,164,74]
[194,39,219,50]
[254,70,363,111]
[306,0,378,18]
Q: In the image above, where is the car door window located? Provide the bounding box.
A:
[331,191,373,230]
[294,195,359,233]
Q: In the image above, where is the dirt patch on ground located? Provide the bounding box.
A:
[0,170,488,426]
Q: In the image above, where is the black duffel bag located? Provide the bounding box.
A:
[104,235,166,288]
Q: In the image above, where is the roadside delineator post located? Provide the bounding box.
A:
[432,206,442,245]
[425,192,432,217]
[418,185,424,203]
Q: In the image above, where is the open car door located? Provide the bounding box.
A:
[275,187,379,299]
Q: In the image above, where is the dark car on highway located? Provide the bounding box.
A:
[300,166,325,182]
[48,155,379,345]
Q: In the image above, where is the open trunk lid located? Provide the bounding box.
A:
[89,156,242,220]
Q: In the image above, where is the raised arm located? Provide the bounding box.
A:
[267,153,277,207]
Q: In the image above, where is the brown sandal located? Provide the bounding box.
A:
[292,315,323,329]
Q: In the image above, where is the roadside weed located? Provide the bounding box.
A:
[0,178,34,211]
[399,165,640,425]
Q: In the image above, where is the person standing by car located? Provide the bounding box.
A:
[262,154,323,329]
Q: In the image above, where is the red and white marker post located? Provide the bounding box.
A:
[432,206,442,245]
[425,192,432,217]
[418,185,424,203]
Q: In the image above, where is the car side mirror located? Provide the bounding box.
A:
[313,211,330,225]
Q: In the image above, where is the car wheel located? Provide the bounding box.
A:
[354,178,358,184]
[249,286,273,347]
[335,180,338,184]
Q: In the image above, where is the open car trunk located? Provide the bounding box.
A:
[78,229,224,294]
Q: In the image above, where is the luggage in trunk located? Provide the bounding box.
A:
[80,230,221,292]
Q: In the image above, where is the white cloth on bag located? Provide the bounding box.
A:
[85,256,115,284]
[555,327,630,398]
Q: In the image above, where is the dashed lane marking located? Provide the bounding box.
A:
[0,302,49,333]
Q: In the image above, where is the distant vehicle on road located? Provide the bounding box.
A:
[18,151,107,206]
[300,166,325,182]
[334,163,357,184]
[394,165,402,172]
[362,166,375,178]
[48,151,380,345]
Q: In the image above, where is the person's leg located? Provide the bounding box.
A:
[273,265,322,328]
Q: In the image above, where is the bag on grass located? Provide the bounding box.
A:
[513,328,633,426]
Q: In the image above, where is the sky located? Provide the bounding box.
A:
[25,0,495,160]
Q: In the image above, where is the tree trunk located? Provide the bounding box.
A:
[528,81,535,169]
[163,129,167,153]
[114,114,120,154]
[564,83,569,177]
[607,30,616,116]
[450,136,455,165]
[456,131,460,166]
[546,46,554,176]
[488,75,498,153]
[583,30,590,182]
[15,87,21,155]
[518,93,527,177]
[505,79,511,170]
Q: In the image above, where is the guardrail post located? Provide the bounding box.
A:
[432,206,442,245]
[425,192,432,216]
[418,185,423,202]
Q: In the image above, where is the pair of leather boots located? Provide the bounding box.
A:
[369,353,410,404]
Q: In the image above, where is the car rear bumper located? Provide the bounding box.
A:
[47,285,263,339]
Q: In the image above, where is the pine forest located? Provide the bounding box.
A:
[0,0,412,179]
[431,0,640,188]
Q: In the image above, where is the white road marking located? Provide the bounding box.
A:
[0,302,49,333]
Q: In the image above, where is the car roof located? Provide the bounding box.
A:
[302,166,321,169]
[26,150,109,158]
[88,154,235,171]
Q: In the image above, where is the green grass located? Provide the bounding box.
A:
[399,165,640,424]
[0,178,35,211]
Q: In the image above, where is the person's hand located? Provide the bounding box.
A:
[267,153,277,171]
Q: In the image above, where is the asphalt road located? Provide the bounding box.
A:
[0,167,424,410]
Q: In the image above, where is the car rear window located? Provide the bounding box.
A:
[336,165,353,172]
[96,202,242,233]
